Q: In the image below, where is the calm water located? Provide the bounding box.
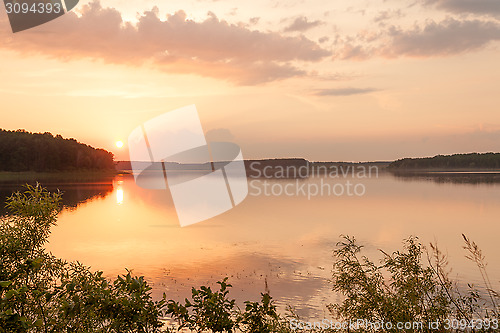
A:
[2,171,500,320]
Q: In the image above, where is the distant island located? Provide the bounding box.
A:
[387,152,500,171]
[116,159,390,179]
[0,129,114,172]
[117,153,500,177]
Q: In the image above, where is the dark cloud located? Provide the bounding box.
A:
[382,18,500,57]
[314,88,378,96]
[284,16,323,32]
[336,18,500,59]
[421,0,500,17]
[0,1,329,85]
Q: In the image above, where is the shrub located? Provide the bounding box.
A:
[0,184,166,332]
[165,277,237,332]
[329,235,499,332]
[165,278,294,333]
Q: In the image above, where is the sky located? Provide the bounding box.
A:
[1,0,499,161]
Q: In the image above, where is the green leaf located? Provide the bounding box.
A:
[0,281,12,288]
[4,290,17,300]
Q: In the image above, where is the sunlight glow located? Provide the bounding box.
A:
[116,188,124,205]
[116,141,124,148]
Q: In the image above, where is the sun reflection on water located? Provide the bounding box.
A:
[116,188,124,205]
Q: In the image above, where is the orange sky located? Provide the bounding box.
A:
[1,0,499,161]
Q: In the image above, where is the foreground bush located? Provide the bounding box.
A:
[0,185,165,332]
[164,278,292,333]
[329,235,499,332]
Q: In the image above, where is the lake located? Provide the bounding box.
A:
[1,169,499,320]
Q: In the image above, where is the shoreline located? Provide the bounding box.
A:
[0,170,119,183]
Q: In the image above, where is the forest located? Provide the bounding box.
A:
[388,152,500,170]
[0,129,114,172]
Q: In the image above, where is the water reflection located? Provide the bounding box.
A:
[0,181,114,215]
[116,187,124,205]
[390,170,500,185]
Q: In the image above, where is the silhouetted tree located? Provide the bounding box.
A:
[0,129,114,172]
[388,153,500,170]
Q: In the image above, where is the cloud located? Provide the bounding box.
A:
[249,17,260,25]
[335,43,373,60]
[314,88,378,96]
[381,18,500,57]
[318,36,329,43]
[284,16,323,32]
[421,0,500,17]
[0,1,329,85]
[373,9,404,23]
[336,18,500,59]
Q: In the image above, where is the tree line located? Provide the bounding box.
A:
[388,152,500,170]
[0,129,114,172]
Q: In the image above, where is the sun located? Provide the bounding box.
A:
[115,140,124,148]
